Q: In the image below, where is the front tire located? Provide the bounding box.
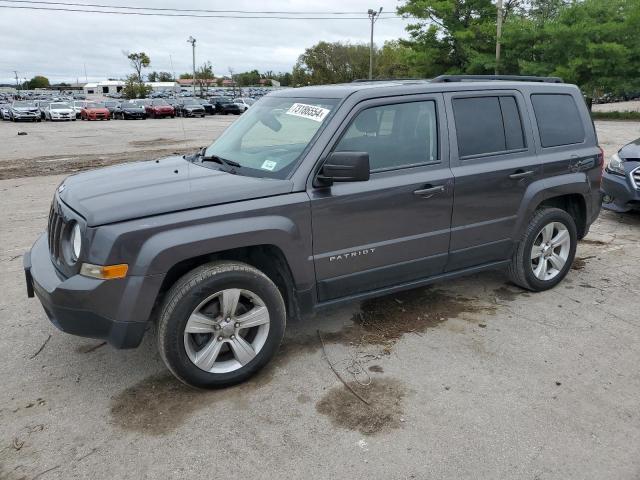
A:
[158,261,286,389]
[507,208,577,291]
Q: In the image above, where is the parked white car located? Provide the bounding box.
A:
[233,97,255,112]
[72,101,85,119]
[44,102,76,121]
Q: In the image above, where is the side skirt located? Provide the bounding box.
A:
[312,259,510,311]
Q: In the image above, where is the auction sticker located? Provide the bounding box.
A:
[286,103,330,122]
[261,160,278,171]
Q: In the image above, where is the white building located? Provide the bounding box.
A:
[83,80,124,95]
[145,81,178,92]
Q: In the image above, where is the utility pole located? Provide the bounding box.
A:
[14,70,19,91]
[495,0,503,75]
[84,63,88,82]
[187,36,196,97]
[368,7,382,80]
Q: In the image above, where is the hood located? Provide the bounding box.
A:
[58,156,294,226]
[619,138,640,159]
[51,108,73,113]
[13,107,38,112]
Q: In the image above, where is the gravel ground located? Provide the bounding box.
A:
[592,100,640,113]
[0,121,639,480]
[0,115,235,179]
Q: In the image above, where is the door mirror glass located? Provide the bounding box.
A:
[318,151,370,184]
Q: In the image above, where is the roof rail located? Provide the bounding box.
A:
[430,75,563,84]
[351,78,427,83]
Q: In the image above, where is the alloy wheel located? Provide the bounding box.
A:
[183,288,270,373]
[530,221,571,281]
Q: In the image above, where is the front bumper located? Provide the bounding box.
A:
[24,234,158,349]
[13,112,38,121]
[122,111,145,119]
[601,169,640,212]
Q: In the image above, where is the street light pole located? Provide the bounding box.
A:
[187,36,196,97]
[495,0,503,75]
[368,7,382,80]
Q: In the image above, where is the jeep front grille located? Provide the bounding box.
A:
[632,167,640,190]
[47,200,66,262]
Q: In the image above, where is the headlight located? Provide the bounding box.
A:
[607,153,626,176]
[70,223,82,261]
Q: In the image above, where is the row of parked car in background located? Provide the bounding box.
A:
[0,96,255,122]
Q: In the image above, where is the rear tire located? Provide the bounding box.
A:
[507,207,577,291]
[158,261,286,389]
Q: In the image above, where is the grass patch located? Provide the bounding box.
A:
[591,110,640,120]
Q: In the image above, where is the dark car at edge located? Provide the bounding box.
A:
[601,138,640,212]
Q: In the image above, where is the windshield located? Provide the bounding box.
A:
[183,100,199,106]
[104,101,118,107]
[203,96,338,179]
[50,103,70,109]
[14,101,35,107]
[85,102,104,108]
[152,99,169,106]
[121,101,139,108]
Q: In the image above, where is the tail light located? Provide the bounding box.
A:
[597,146,605,179]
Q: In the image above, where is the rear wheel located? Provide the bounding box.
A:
[507,208,577,291]
[158,261,286,389]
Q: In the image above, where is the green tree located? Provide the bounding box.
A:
[179,73,193,79]
[502,0,640,100]
[376,40,414,78]
[126,52,151,81]
[397,0,499,76]
[27,75,50,89]
[148,71,174,82]
[292,41,372,85]
[196,61,215,95]
[235,70,261,86]
[122,74,152,99]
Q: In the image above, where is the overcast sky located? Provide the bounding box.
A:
[0,0,412,84]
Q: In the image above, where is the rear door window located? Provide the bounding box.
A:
[452,96,526,158]
[531,94,585,148]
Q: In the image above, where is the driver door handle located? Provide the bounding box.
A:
[413,185,445,198]
[508,170,535,180]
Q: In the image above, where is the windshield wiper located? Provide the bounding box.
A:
[194,147,241,172]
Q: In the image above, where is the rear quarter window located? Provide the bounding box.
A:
[531,93,585,148]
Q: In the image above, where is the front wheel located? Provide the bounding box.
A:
[158,261,286,389]
[507,208,577,291]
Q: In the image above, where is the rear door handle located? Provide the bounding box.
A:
[508,170,535,180]
[413,185,445,198]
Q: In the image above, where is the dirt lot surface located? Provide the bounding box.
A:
[0,121,639,479]
[0,116,235,179]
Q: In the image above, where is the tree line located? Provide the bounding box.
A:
[293,0,640,100]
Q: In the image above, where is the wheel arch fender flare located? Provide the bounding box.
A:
[128,215,312,287]
[512,173,590,240]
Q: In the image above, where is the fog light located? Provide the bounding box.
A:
[603,195,613,203]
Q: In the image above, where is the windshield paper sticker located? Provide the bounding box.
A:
[261,160,277,171]
[285,103,330,122]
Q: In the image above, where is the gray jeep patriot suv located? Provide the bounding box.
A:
[24,75,603,388]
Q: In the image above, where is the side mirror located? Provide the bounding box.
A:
[317,151,370,185]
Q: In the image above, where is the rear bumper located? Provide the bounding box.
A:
[601,170,640,212]
[24,234,159,349]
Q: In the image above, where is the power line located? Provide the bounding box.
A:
[0,4,404,19]
[0,0,401,16]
